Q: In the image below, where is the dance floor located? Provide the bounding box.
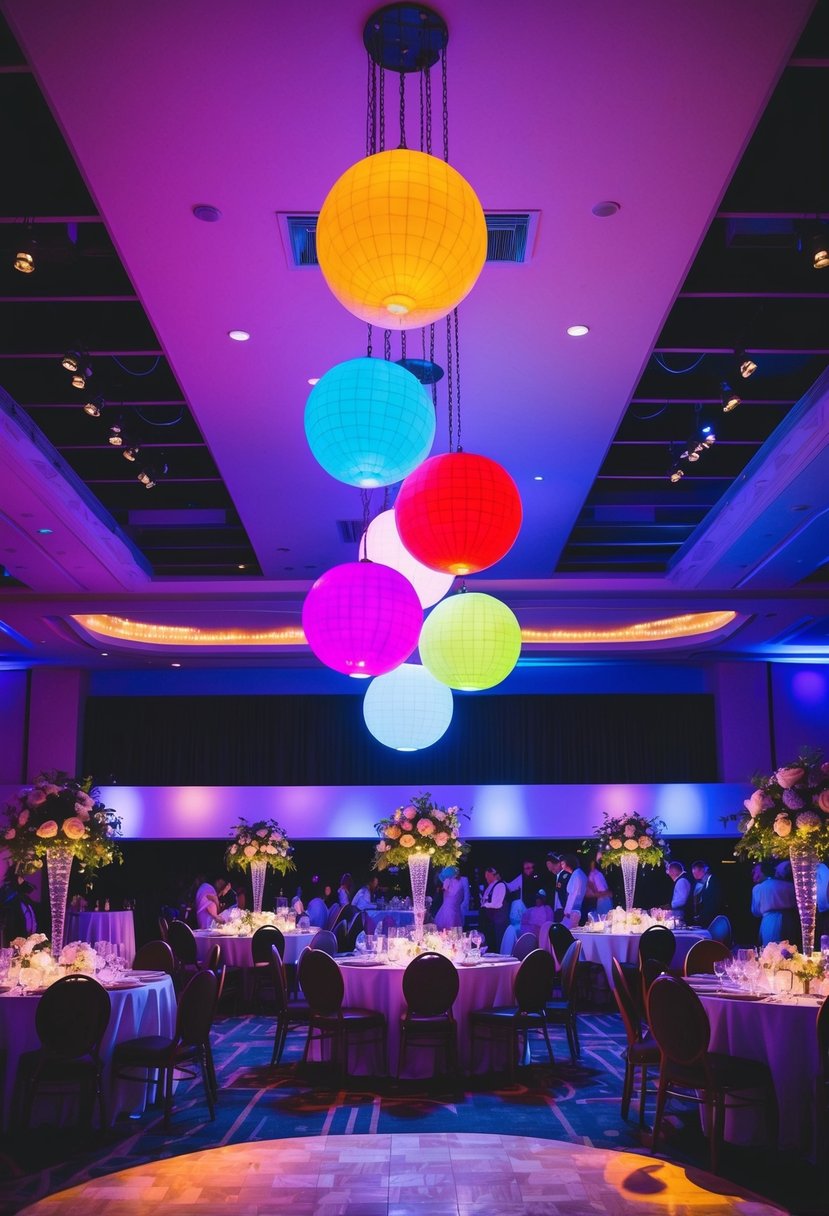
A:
[16,1133,786,1216]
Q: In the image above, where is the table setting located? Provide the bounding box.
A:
[194,908,315,968]
[571,908,709,981]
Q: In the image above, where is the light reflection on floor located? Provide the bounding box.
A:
[17,1132,787,1215]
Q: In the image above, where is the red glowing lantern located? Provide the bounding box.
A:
[395,451,522,576]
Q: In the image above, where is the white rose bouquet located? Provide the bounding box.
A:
[2,771,121,874]
[373,793,469,871]
[590,812,668,868]
[225,817,295,875]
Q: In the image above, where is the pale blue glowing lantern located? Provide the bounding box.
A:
[304,357,435,487]
[363,662,454,751]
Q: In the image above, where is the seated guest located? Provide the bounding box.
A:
[352,875,380,910]
[193,875,221,929]
[583,853,613,919]
[216,876,236,912]
[665,860,692,922]
[751,859,798,947]
[560,853,587,928]
[520,889,554,939]
[305,883,331,928]
[690,860,722,928]
[434,866,465,929]
[337,873,354,906]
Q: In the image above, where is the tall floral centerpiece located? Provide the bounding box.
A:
[732,750,829,955]
[225,818,295,914]
[2,773,121,957]
[373,794,468,941]
[591,812,668,912]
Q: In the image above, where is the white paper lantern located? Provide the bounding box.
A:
[363,663,453,751]
[360,509,454,609]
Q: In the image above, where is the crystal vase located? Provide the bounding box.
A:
[620,852,639,913]
[408,852,431,943]
[789,841,819,956]
[47,845,74,959]
[250,859,268,915]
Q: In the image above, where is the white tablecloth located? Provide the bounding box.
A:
[66,911,136,965]
[193,930,314,968]
[699,991,821,1151]
[0,975,176,1128]
[361,908,416,934]
[571,929,709,982]
[309,956,520,1077]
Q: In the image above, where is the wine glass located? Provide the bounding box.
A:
[713,959,728,988]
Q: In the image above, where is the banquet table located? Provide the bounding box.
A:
[0,973,175,1129]
[309,954,520,1077]
[361,907,416,934]
[570,928,709,982]
[65,910,136,964]
[698,989,822,1152]
[193,929,314,968]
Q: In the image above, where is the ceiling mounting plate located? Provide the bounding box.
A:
[363,5,448,73]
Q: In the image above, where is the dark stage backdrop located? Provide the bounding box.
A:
[82,693,718,786]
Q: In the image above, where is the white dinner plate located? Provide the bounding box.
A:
[128,970,167,979]
[104,978,143,989]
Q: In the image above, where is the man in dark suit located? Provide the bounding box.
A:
[0,870,39,943]
[690,860,722,928]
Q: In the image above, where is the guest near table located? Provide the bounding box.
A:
[478,865,509,953]
[665,860,692,922]
[434,866,465,930]
[751,859,798,946]
[506,859,541,906]
[690,859,722,928]
[559,854,587,928]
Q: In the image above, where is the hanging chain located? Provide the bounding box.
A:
[366,52,377,157]
[425,64,432,154]
[419,65,424,151]
[366,323,373,358]
[453,308,462,451]
[429,323,437,411]
[360,489,372,558]
[379,63,385,151]
[399,71,406,148]
[441,46,449,162]
[446,313,454,452]
[401,329,407,359]
[383,329,391,361]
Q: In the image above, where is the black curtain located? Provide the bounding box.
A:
[82,693,718,785]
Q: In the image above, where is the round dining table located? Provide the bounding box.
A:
[570,927,709,982]
[309,954,520,1077]
[698,989,822,1153]
[193,929,314,968]
[0,972,175,1130]
[65,910,136,965]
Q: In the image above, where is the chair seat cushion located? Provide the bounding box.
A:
[112,1035,176,1065]
[314,1007,385,1028]
[668,1051,772,1091]
[470,1005,545,1024]
[626,1035,660,1065]
[401,1013,454,1026]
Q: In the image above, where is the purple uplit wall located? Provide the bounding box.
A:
[0,670,27,783]
[770,663,829,763]
[26,668,86,780]
[32,781,746,841]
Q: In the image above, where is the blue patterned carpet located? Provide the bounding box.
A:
[0,1011,821,1215]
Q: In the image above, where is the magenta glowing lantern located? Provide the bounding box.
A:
[301,561,422,678]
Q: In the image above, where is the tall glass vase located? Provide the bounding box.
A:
[250,859,268,915]
[620,852,639,913]
[408,852,431,943]
[47,845,74,959]
[789,841,819,955]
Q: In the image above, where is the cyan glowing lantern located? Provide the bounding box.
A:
[395,451,522,575]
[360,509,454,609]
[302,561,422,677]
[305,357,435,488]
[419,591,521,691]
[363,663,453,751]
[317,149,487,330]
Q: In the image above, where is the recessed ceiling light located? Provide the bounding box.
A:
[533,475,544,482]
[37,527,53,535]
[192,204,222,223]
[566,324,589,337]
[228,329,250,342]
[307,377,320,386]
[171,662,181,668]
[100,651,108,657]
[592,200,621,217]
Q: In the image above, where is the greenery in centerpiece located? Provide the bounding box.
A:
[727,749,829,860]
[2,772,121,873]
[373,793,468,871]
[589,811,668,867]
[225,817,295,874]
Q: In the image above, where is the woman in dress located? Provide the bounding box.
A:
[434,866,465,930]
[583,853,613,919]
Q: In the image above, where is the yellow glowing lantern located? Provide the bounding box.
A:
[419,591,521,692]
[317,148,487,330]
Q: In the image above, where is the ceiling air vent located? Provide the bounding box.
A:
[337,519,364,544]
[279,211,538,268]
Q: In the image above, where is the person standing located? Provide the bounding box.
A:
[690,860,722,928]
[507,859,541,906]
[545,853,569,923]
[751,859,798,947]
[478,866,509,953]
[193,876,220,929]
[665,861,692,922]
[560,853,587,928]
[583,853,613,919]
[434,866,465,930]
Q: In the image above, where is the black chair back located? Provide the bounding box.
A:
[270,944,289,1016]
[513,948,556,1012]
[342,916,364,954]
[648,974,710,1066]
[512,932,538,960]
[204,942,222,971]
[168,919,198,966]
[176,969,219,1046]
[549,923,575,967]
[158,915,169,942]
[683,939,731,976]
[310,929,338,955]
[299,946,344,1015]
[251,925,285,964]
[611,956,642,1047]
[558,939,582,1001]
[35,974,111,1059]
[328,903,351,930]
[708,915,733,946]
[133,939,175,974]
[402,951,459,1017]
[638,924,676,965]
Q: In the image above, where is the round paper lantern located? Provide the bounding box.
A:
[363,663,453,751]
[317,148,487,330]
[305,357,434,488]
[419,592,521,691]
[395,451,523,575]
[360,509,454,609]
[302,561,422,677]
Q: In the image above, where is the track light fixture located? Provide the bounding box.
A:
[721,382,741,413]
[122,445,140,462]
[82,396,103,418]
[736,349,757,380]
[108,423,123,447]
[668,465,684,483]
[13,230,36,274]
[675,414,715,475]
[811,230,829,270]
[137,460,168,490]
[61,350,81,372]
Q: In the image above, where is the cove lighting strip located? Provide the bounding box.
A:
[74,609,737,650]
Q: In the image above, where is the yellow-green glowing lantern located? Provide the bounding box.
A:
[419,591,521,691]
[317,148,487,330]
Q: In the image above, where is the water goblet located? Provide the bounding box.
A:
[713,959,728,988]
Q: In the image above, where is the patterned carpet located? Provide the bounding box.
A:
[0,1011,821,1215]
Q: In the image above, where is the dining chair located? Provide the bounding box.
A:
[19,974,112,1130]
[309,929,338,955]
[648,974,777,1173]
[157,915,169,942]
[398,951,460,1082]
[638,924,676,966]
[111,968,219,1131]
[815,995,829,1161]
[270,944,292,1066]
[512,931,538,961]
[250,925,285,1008]
[328,903,352,931]
[341,914,364,954]
[544,939,583,1062]
[133,939,175,975]
[167,918,200,987]
[470,948,556,1079]
[639,955,667,1021]
[683,939,731,976]
[707,916,733,948]
[548,923,575,966]
[298,947,386,1080]
[610,957,659,1124]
